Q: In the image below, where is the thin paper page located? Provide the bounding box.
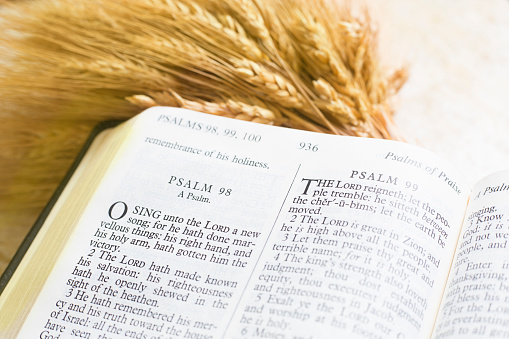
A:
[14,107,469,339]
[433,170,509,338]
[225,152,469,338]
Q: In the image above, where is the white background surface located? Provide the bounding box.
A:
[363,0,509,186]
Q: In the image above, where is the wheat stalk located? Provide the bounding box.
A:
[127,91,280,125]
[222,0,271,43]
[231,59,306,108]
[293,11,352,86]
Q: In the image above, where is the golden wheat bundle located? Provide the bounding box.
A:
[0,0,405,138]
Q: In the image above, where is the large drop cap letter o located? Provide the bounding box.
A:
[109,201,128,220]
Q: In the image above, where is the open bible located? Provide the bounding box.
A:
[1,107,508,338]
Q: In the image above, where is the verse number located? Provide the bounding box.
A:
[299,142,318,152]
[405,181,418,191]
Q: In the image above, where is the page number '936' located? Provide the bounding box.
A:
[299,142,318,152]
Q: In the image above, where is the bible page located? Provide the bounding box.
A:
[13,107,469,339]
[433,170,509,338]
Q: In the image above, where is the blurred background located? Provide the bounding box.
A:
[363,0,509,184]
